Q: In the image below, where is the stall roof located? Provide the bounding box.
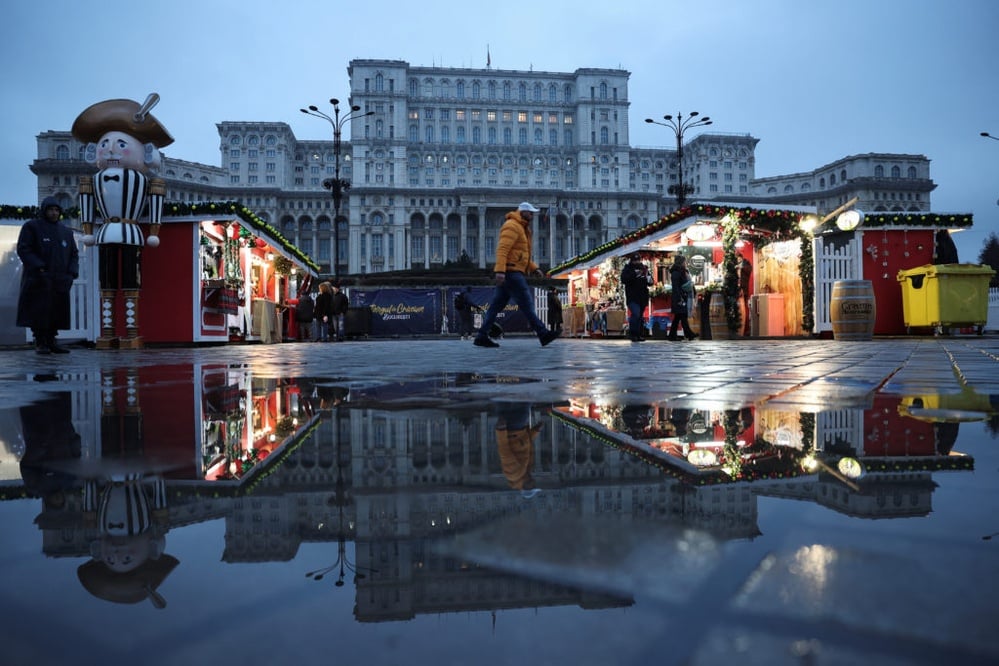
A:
[549,202,973,277]
[163,201,320,277]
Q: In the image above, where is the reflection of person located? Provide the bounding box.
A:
[19,392,82,504]
[474,202,559,348]
[495,403,543,498]
[16,197,79,354]
[72,95,173,349]
[621,253,650,342]
[455,286,477,339]
[331,284,349,342]
[547,287,563,333]
[668,255,697,341]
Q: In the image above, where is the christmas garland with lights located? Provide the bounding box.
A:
[0,201,320,274]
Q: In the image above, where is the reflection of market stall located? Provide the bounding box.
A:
[200,368,321,483]
[550,204,816,339]
[140,202,319,345]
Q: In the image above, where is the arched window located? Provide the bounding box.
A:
[830,173,836,185]
[409,124,419,142]
[518,82,527,101]
[473,127,481,144]
[907,166,917,178]
[533,83,542,101]
[456,81,464,98]
[56,145,69,160]
[375,73,384,92]
[874,165,884,177]
[519,128,527,145]
[891,165,901,178]
[488,81,497,99]
[599,82,608,99]
[457,126,466,143]
[472,81,481,99]
[503,127,512,145]
[534,128,543,145]
[549,129,557,145]
[549,84,557,102]
[563,84,573,102]
[784,184,794,193]
[840,169,847,182]
[768,186,777,194]
[503,82,512,100]
[600,127,609,144]
[819,177,825,188]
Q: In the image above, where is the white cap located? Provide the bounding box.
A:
[517,202,540,213]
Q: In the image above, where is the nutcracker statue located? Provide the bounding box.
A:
[71,94,173,349]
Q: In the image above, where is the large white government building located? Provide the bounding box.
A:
[31,59,935,275]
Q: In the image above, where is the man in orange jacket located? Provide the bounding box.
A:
[473,202,559,348]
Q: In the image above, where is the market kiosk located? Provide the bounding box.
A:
[550,204,814,339]
[139,202,319,345]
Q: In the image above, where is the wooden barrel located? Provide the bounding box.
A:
[708,292,728,340]
[830,280,876,340]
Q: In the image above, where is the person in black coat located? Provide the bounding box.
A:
[620,253,651,342]
[16,197,79,354]
[668,255,698,341]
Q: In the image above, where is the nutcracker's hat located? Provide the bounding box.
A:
[71,95,174,148]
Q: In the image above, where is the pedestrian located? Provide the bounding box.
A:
[546,286,563,334]
[454,286,477,339]
[16,197,80,354]
[294,290,315,341]
[473,202,559,348]
[668,254,698,341]
[620,253,650,342]
[330,284,349,341]
[314,281,333,342]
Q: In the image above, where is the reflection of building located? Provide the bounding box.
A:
[5,368,976,622]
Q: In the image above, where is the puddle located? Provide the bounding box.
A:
[1,363,997,664]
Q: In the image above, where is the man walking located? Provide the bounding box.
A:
[330,284,349,342]
[473,202,559,348]
[16,197,79,354]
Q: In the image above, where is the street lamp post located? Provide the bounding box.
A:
[645,112,713,209]
[301,98,374,282]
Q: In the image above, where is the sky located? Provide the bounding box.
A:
[3,0,997,261]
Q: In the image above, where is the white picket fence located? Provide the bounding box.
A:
[813,234,863,334]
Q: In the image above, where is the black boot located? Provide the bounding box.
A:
[34,338,51,355]
[47,337,70,354]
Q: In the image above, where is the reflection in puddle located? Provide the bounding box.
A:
[0,367,993,619]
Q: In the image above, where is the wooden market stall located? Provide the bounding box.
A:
[139,202,319,345]
[550,203,814,339]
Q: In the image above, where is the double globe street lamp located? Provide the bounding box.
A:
[645,112,713,209]
[301,99,374,281]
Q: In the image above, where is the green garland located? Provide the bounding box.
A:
[0,201,319,275]
[720,216,742,334]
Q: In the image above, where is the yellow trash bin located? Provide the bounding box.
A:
[896,263,995,333]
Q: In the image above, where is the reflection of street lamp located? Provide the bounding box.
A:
[300,99,374,282]
[645,112,713,209]
[305,408,377,588]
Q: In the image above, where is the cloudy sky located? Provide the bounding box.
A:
[3,0,997,260]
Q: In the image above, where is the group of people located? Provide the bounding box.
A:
[294,281,349,342]
[620,252,700,342]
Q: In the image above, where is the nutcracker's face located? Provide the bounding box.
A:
[95,130,146,170]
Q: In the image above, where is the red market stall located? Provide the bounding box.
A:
[139,202,319,345]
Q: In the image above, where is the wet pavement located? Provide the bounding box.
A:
[1,334,997,665]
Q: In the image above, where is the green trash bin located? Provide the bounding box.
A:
[896,263,995,334]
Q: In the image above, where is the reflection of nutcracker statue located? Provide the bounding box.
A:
[71,95,173,349]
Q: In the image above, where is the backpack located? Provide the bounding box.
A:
[295,295,315,323]
[454,292,466,310]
